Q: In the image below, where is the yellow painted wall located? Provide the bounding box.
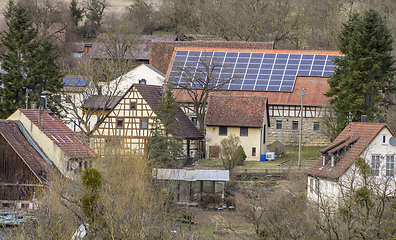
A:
[8,110,71,178]
[205,126,262,161]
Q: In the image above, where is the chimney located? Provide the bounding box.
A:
[139,79,146,85]
[361,115,368,122]
[31,102,37,109]
[38,106,44,127]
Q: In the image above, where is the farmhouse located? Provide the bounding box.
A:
[91,84,204,158]
[204,94,269,161]
[167,47,342,146]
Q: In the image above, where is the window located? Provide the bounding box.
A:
[276,120,282,129]
[219,126,227,136]
[240,127,248,136]
[292,121,298,130]
[314,122,320,131]
[191,117,197,127]
[252,147,256,156]
[383,135,387,144]
[309,178,314,193]
[130,102,136,110]
[117,119,123,128]
[371,154,380,176]
[141,119,148,129]
[386,155,394,176]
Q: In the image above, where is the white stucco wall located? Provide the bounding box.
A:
[308,127,396,205]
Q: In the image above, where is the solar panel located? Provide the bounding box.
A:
[168,50,342,92]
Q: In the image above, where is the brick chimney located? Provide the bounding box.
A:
[38,106,44,127]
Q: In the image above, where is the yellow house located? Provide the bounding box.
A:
[7,109,95,180]
[204,94,270,161]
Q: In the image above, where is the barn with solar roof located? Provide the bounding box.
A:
[166,48,343,146]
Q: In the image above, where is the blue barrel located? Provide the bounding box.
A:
[261,154,266,162]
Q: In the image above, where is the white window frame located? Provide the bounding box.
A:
[386,155,394,177]
[382,134,387,144]
[371,154,380,176]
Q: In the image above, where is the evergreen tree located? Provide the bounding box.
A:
[146,89,185,168]
[69,0,84,29]
[325,9,395,133]
[0,0,64,118]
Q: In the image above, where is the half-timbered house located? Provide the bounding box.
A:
[91,84,204,158]
[0,119,59,206]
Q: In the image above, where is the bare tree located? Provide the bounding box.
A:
[169,55,239,132]
[60,22,138,140]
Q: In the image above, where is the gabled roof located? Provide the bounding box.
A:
[306,122,393,180]
[174,76,330,106]
[133,84,204,140]
[88,34,177,61]
[204,94,269,127]
[0,120,54,183]
[82,95,122,110]
[17,109,95,159]
[150,41,274,74]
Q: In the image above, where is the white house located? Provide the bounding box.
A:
[101,63,165,96]
[306,121,396,204]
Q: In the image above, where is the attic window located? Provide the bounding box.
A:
[130,102,136,110]
[383,135,387,144]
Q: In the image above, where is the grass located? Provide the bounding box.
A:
[199,146,323,169]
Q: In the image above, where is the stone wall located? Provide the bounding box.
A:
[268,116,330,147]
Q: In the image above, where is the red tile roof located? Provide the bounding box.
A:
[18,109,95,159]
[306,122,393,179]
[0,120,52,183]
[173,76,330,106]
[150,41,274,74]
[204,94,269,127]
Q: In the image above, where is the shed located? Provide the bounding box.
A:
[268,140,286,157]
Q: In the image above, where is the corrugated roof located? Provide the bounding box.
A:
[174,76,330,106]
[150,41,274,74]
[0,120,53,183]
[17,109,95,159]
[306,122,392,179]
[204,94,268,127]
[153,169,229,181]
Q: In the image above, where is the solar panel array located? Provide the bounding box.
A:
[168,50,342,92]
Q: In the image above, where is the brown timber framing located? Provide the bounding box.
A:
[92,86,160,155]
[268,105,322,118]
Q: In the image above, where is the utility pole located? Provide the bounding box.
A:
[298,87,307,167]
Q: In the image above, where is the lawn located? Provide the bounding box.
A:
[199,146,323,169]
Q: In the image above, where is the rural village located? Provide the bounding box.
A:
[1,0,396,239]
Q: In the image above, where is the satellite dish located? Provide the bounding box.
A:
[204,134,211,141]
[390,137,396,146]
